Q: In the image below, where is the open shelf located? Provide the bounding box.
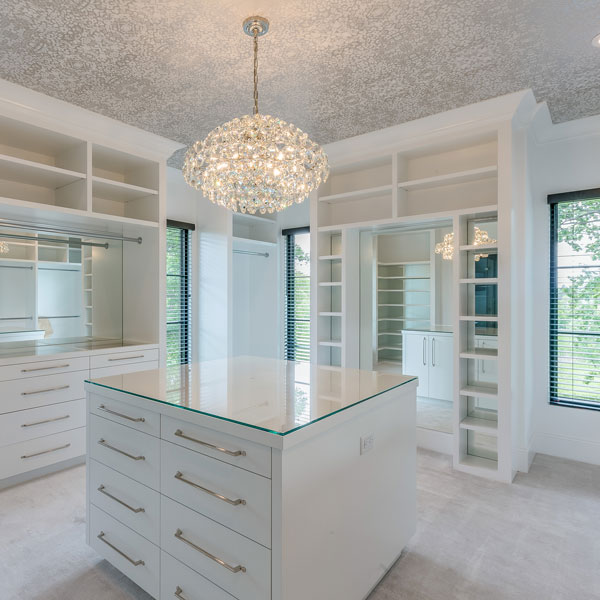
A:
[397,165,497,191]
[319,184,393,204]
[459,243,498,252]
[459,348,498,360]
[378,345,402,351]
[318,254,342,261]
[233,212,277,225]
[459,315,498,322]
[460,416,498,435]
[459,384,498,399]
[459,278,498,284]
[0,154,86,188]
[378,332,402,336]
[318,312,342,317]
[92,176,158,202]
[319,281,342,287]
[318,340,342,347]
[458,455,498,473]
[232,236,276,248]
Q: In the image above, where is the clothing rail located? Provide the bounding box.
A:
[0,232,109,248]
[233,249,270,258]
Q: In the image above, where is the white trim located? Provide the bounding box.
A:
[533,431,600,467]
[416,427,453,455]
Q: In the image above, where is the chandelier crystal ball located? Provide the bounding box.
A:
[183,113,329,214]
[0,240,8,254]
[183,16,329,214]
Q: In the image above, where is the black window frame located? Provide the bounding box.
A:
[548,188,600,411]
[166,220,194,367]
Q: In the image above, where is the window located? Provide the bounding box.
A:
[166,220,193,367]
[284,227,310,362]
[549,190,600,409]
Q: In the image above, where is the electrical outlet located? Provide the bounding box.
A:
[360,433,375,455]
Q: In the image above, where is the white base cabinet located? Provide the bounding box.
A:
[402,330,453,401]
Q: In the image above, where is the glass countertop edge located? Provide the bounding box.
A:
[84,376,418,437]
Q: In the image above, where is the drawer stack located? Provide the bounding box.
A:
[87,399,272,600]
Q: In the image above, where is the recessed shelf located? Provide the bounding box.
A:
[378,346,402,351]
[459,348,498,360]
[319,184,393,203]
[460,416,498,435]
[233,212,277,225]
[378,332,403,336]
[459,278,498,284]
[318,254,342,261]
[397,166,497,191]
[0,154,86,189]
[377,261,430,266]
[319,312,342,317]
[459,385,498,399]
[459,243,498,252]
[319,340,342,347]
[459,315,498,322]
[232,236,277,247]
[458,455,498,472]
[319,281,342,287]
[92,176,158,202]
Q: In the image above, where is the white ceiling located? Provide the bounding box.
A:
[1,0,600,166]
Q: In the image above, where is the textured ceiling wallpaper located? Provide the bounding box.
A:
[1,0,600,166]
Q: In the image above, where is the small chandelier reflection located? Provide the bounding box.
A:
[434,227,497,261]
[0,241,9,254]
[183,16,329,214]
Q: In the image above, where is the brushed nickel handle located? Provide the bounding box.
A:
[21,443,70,459]
[21,384,70,396]
[98,404,145,423]
[432,337,436,367]
[422,337,426,366]
[174,529,246,573]
[21,414,70,427]
[21,363,70,373]
[174,471,246,506]
[97,531,145,566]
[174,587,187,600]
[97,485,145,513]
[107,355,145,362]
[98,439,145,461]
[174,429,246,457]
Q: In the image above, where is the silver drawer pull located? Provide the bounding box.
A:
[174,587,187,600]
[21,443,70,459]
[98,404,145,422]
[21,384,70,396]
[98,439,145,461]
[20,363,70,373]
[97,485,145,513]
[97,531,145,566]
[21,414,70,428]
[174,471,246,506]
[107,355,145,362]
[174,529,246,573]
[174,429,246,457]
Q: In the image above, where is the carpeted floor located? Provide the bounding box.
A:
[1,450,599,600]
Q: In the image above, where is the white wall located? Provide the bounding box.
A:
[528,113,600,466]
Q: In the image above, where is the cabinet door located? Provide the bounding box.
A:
[428,335,453,401]
[402,333,429,397]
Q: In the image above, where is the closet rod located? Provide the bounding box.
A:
[0,264,34,270]
[0,232,109,249]
[0,220,142,244]
[233,249,270,258]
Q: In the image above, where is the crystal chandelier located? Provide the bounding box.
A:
[0,240,8,254]
[183,16,329,214]
[434,227,497,261]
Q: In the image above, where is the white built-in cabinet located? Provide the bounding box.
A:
[402,330,453,401]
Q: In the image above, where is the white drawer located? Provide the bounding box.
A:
[162,415,271,479]
[0,427,85,479]
[161,551,237,600]
[89,459,160,545]
[0,399,85,447]
[0,370,86,414]
[89,360,158,380]
[161,496,270,600]
[162,440,271,548]
[89,393,160,437]
[90,349,159,370]
[89,414,160,490]
[0,356,89,382]
[89,504,159,598]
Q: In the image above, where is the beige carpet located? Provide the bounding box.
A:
[1,451,599,600]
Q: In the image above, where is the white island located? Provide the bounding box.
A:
[85,357,417,600]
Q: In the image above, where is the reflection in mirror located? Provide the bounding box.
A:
[0,226,123,355]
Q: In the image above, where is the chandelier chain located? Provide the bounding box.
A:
[253,29,259,115]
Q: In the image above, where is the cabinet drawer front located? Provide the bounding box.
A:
[89,393,160,437]
[89,414,160,490]
[0,371,86,414]
[162,440,271,548]
[89,459,160,545]
[0,399,85,446]
[0,427,85,479]
[89,360,159,380]
[89,504,159,598]
[90,349,159,370]
[161,496,270,600]
[162,415,271,479]
[0,356,89,382]
[161,551,237,600]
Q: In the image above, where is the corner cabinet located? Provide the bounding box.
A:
[402,330,453,401]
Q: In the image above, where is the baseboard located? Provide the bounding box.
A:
[516,447,536,473]
[0,455,85,490]
[534,432,600,466]
[416,427,452,455]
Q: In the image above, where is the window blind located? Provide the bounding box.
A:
[548,190,600,409]
[166,222,193,367]
[285,230,311,362]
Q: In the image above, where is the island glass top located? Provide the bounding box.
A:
[86,356,416,436]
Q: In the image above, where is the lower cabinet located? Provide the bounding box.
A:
[402,330,453,401]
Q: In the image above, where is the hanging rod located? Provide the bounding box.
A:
[233,249,269,258]
[0,264,34,270]
[0,219,142,244]
[0,232,109,249]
